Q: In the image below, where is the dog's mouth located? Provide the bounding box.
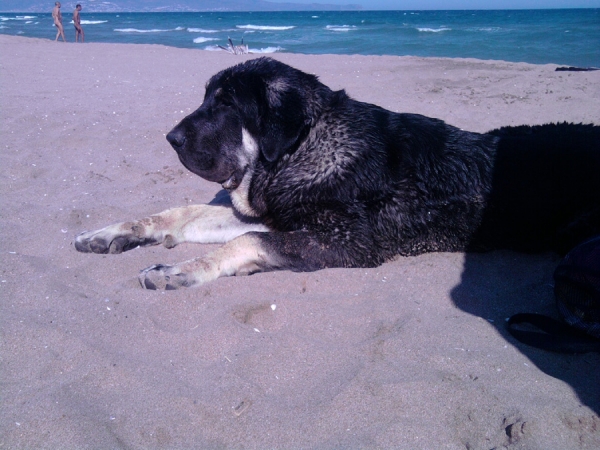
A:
[221,174,239,191]
[220,166,247,191]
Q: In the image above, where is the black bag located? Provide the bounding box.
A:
[507,235,600,353]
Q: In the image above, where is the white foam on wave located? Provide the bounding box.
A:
[114,28,179,33]
[188,28,220,33]
[417,27,451,33]
[249,46,282,53]
[81,20,108,25]
[237,24,295,31]
[204,45,282,53]
[193,36,219,43]
[326,25,356,32]
[1,15,37,21]
[474,27,501,32]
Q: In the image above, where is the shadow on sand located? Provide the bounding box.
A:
[451,250,600,413]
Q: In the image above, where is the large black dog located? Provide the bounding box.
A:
[75,57,600,289]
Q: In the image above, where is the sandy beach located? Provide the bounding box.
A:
[1,34,600,449]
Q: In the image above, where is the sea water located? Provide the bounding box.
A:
[1,9,598,67]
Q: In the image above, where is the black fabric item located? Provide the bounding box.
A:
[554,236,600,339]
[555,66,600,72]
[506,236,600,353]
[507,313,600,353]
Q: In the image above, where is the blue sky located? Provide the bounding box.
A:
[272,0,600,8]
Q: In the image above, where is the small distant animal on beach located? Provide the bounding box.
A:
[75,57,600,290]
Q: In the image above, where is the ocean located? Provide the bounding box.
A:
[1,9,599,67]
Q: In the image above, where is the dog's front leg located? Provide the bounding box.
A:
[139,232,273,289]
[74,204,268,254]
[139,229,380,290]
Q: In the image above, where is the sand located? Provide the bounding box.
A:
[1,34,599,449]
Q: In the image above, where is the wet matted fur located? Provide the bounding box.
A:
[75,57,600,289]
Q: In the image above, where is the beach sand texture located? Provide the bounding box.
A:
[1,34,600,449]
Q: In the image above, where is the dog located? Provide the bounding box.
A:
[75,57,600,290]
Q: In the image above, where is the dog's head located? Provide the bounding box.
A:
[166,57,331,191]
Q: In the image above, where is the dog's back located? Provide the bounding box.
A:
[328,105,600,256]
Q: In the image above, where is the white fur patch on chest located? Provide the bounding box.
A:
[230,128,260,217]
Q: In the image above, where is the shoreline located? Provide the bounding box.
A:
[0,33,563,60]
[0,33,594,69]
[1,33,599,449]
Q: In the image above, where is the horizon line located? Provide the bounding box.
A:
[1,6,599,13]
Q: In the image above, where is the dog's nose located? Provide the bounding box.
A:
[166,129,186,149]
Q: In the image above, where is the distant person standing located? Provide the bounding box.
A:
[52,2,66,42]
[73,4,84,42]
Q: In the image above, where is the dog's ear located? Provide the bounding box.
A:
[257,75,327,163]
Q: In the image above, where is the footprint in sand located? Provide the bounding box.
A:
[231,301,286,332]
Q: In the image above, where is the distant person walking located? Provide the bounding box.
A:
[52,2,66,42]
[73,4,84,42]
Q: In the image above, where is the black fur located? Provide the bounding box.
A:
[167,57,600,272]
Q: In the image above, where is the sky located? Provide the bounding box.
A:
[273,0,600,8]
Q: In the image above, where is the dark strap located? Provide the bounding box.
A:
[506,313,600,353]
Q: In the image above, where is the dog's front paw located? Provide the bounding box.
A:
[74,223,159,254]
[139,264,196,290]
[75,231,136,254]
